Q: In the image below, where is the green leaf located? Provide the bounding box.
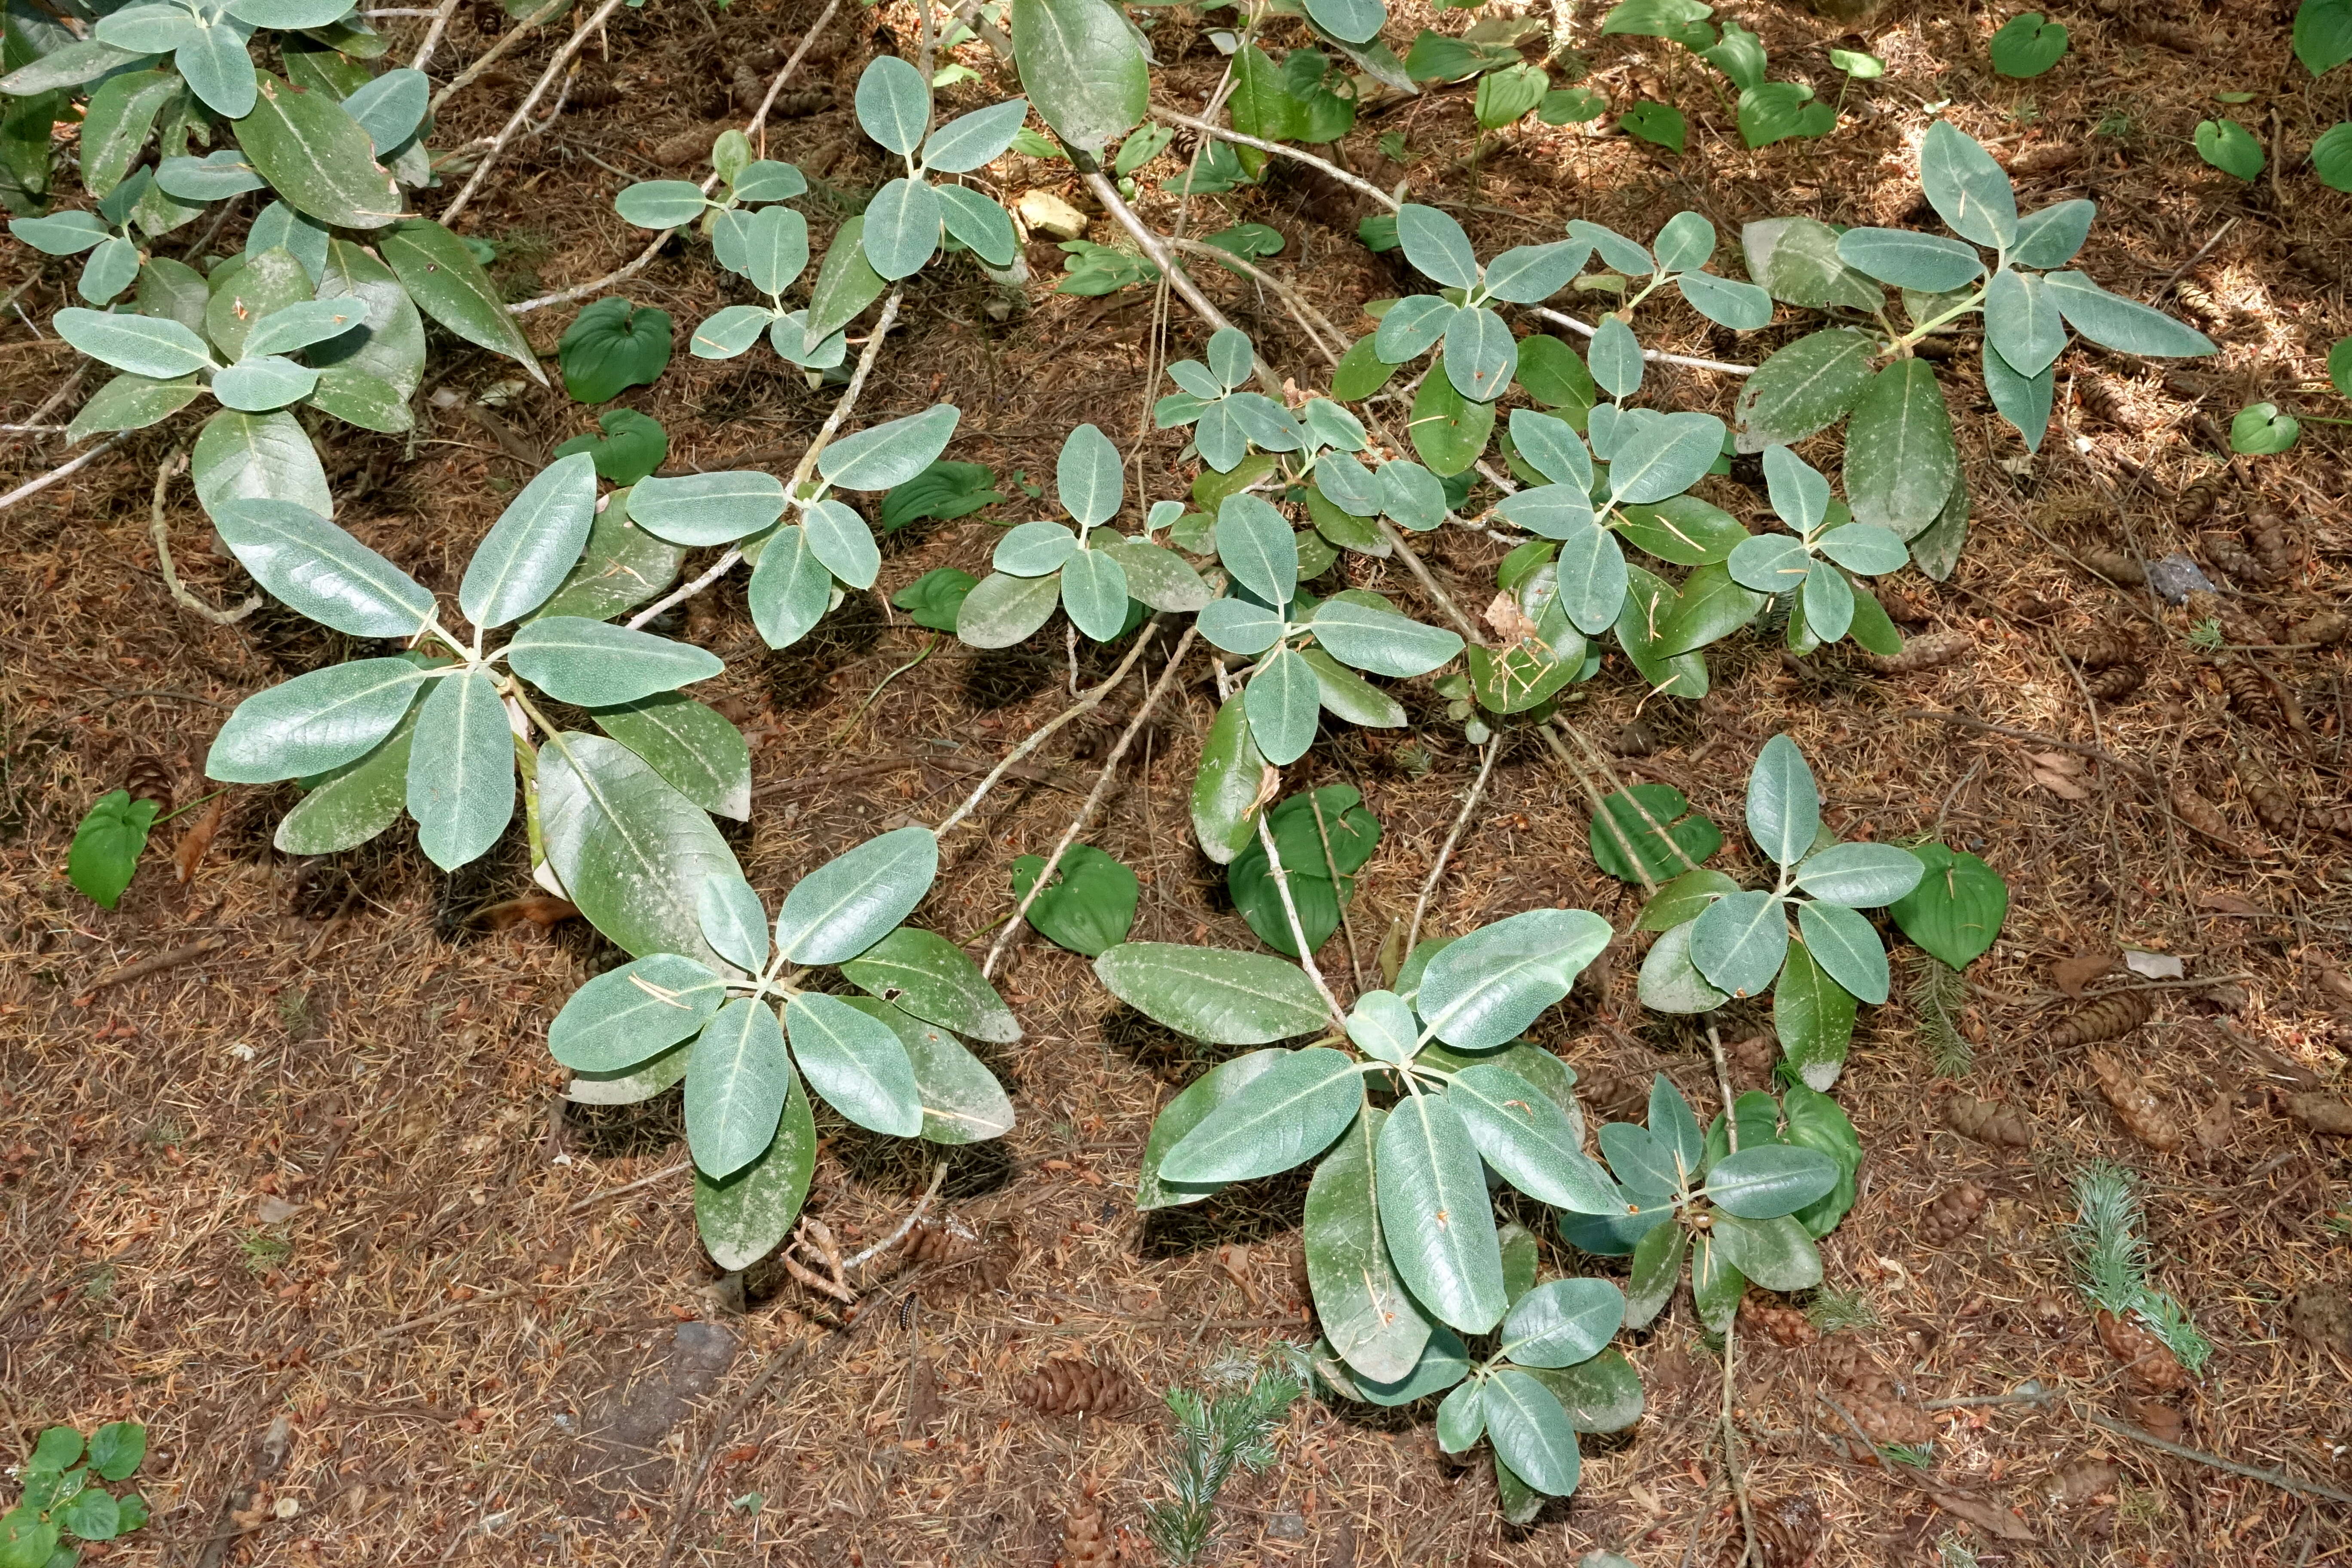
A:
[405,669,512,869]
[627,471,787,547]
[459,452,597,628]
[699,877,769,973]
[2314,122,2352,190]
[685,998,790,1178]
[1500,1277,1624,1368]
[854,54,931,154]
[1886,842,2008,969]
[535,502,685,621]
[1417,907,1614,1051]
[1586,315,1642,401]
[775,824,938,964]
[881,461,1001,530]
[591,691,751,821]
[1057,546,1129,640]
[1773,935,1855,1090]
[1638,867,1739,933]
[785,991,922,1135]
[306,238,423,433]
[1689,890,1788,997]
[11,211,112,257]
[891,567,977,632]
[863,175,941,279]
[2231,401,2301,455]
[1435,1378,1486,1454]
[1981,267,2065,382]
[69,790,159,908]
[616,179,710,229]
[565,1035,693,1105]
[53,306,213,380]
[1736,81,1833,148]
[340,65,428,154]
[1538,85,1609,124]
[695,1069,816,1271]
[1989,11,2069,77]
[1100,539,1210,612]
[842,996,1014,1144]
[1919,120,2017,248]
[804,214,891,345]
[1139,1049,1282,1207]
[1316,1323,1471,1407]
[1651,559,1758,657]
[507,616,723,707]
[211,354,320,413]
[841,926,1020,1044]
[1485,1369,1581,1495]
[1703,1143,1841,1219]
[274,685,426,854]
[1796,898,1888,1004]
[1834,227,1983,293]
[1617,100,1684,152]
[923,95,1029,172]
[1525,1347,1644,1433]
[2299,0,2352,75]
[539,731,744,966]
[1092,942,1329,1044]
[1474,60,1548,129]
[1190,694,1265,866]
[1228,785,1380,957]
[1844,359,1958,541]
[559,297,672,404]
[1308,597,1462,677]
[1709,1211,1820,1291]
[1010,0,1146,156]
[1449,1063,1623,1213]
[1302,1105,1432,1381]
[1794,841,1922,908]
[952,569,1060,649]
[2195,117,2264,181]
[548,952,726,1072]
[1589,783,1721,883]
[379,218,545,382]
[1396,203,1479,289]
[1245,645,1321,767]
[1409,359,1496,477]
[61,1488,120,1542]
[1012,842,1138,956]
[800,499,879,590]
[67,371,203,441]
[175,16,259,117]
[86,1424,144,1484]
[1745,733,1820,866]
[2042,270,2214,357]
[1213,493,1299,606]
[1377,1090,1505,1334]
[553,408,668,485]
[1159,1044,1360,1183]
[207,658,429,782]
[1442,306,1517,401]
[81,70,178,199]
[821,404,961,492]
[236,71,398,229]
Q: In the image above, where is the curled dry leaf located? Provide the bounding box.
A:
[478,894,580,931]
[2050,991,2154,1049]
[2052,949,2117,998]
[2088,1049,2181,1152]
[2124,1396,2185,1444]
[2030,751,2093,801]
[173,795,227,884]
[2044,1455,2120,1508]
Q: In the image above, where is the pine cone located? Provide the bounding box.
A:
[1739,1291,1819,1348]
[1578,1072,1650,1124]
[654,126,717,168]
[1016,1357,1133,1417]
[122,754,174,814]
[1741,1492,1822,1568]
[2248,512,2296,580]
[2095,1309,2191,1393]
[2173,279,2234,333]
[2082,664,2145,701]
[2071,629,2142,668]
[2083,550,2146,587]
[1612,719,1660,757]
[1840,1388,1936,1451]
[2217,658,2272,721]
[2049,991,2154,1049]
[1058,1502,1120,1565]
[2076,376,2138,430]
[1917,1182,1987,1247]
[2089,1050,2181,1152]
[2319,805,2352,839]
[2175,474,2226,527]
[2006,140,2081,176]
[2189,590,2271,647]
[2289,1285,2352,1354]
[2236,760,2294,831]
[1728,1034,1777,1089]
[1940,1094,2032,1148]
[2292,609,2349,647]
[2285,1093,2352,1136]
[1865,631,1972,675]
[2169,780,2244,845]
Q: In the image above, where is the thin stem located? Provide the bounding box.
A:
[1541,723,1657,895]
[441,0,631,226]
[935,621,1167,837]
[1406,735,1497,954]
[0,433,125,513]
[1161,236,1347,364]
[841,1161,949,1272]
[1148,106,1403,212]
[624,290,903,631]
[1528,306,1754,377]
[1081,169,1284,398]
[408,0,462,71]
[1253,813,1350,1026]
[148,450,261,625]
[983,625,1200,978]
[428,0,569,112]
[1722,1321,1760,1568]
[1305,778,1365,995]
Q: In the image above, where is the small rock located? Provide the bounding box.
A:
[1265,1510,1306,1539]
[2144,553,2217,604]
[1014,189,1089,241]
[255,1195,302,1224]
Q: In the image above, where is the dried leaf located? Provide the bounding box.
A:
[2052,949,2118,998]
[1925,1488,2040,1542]
[172,796,227,885]
[2030,752,2093,801]
[2121,949,2184,980]
[479,894,580,931]
[2285,1093,2352,1136]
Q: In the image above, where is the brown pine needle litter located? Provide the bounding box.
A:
[3,0,2352,1562]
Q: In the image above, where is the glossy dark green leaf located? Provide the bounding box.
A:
[1012,842,1138,956]
[68,790,158,909]
[380,218,545,382]
[1772,935,1855,1091]
[1885,842,2008,969]
[1588,784,1720,884]
[558,297,672,404]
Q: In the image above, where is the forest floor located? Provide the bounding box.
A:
[4,0,2352,1563]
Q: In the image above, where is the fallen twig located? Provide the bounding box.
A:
[0,433,126,513]
[73,935,229,1004]
[2078,1407,2352,1507]
[441,0,631,225]
[564,1158,691,1214]
[936,621,1167,836]
[150,451,261,625]
[844,1161,950,1272]
[1407,735,1498,953]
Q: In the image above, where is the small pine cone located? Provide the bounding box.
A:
[1578,1072,1650,1124]
[1841,1388,1937,1452]
[903,1222,963,1268]
[2248,512,2296,580]
[2188,590,2270,647]
[654,126,717,168]
[2285,1093,2352,1136]
[2089,1049,2181,1152]
[122,754,174,814]
[2170,778,2241,844]
[1865,631,1972,675]
[2133,15,2200,50]
[1612,719,1660,757]
[2293,609,2350,647]
[1877,586,1935,625]
[1739,1291,1819,1348]
[2236,760,2294,830]
[1058,1502,1120,1566]
[1728,1033,1777,1089]
[2318,805,2352,839]
[2006,140,2081,176]
[2049,990,2155,1049]
[770,87,833,118]
[2175,474,2226,526]
[2201,533,2273,586]
[2071,629,2142,668]
[2095,1309,2191,1394]
[2082,664,2145,701]
[2083,550,2146,587]
[1743,1493,1823,1568]
[1917,1182,1988,1247]
[1940,1094,2033,1148]
[1165,124,1203,159]
[1016,1357,1132,1417]
[2077,375,2138,430]
[570,74,621,109]
[2172,278,2233,332]
[2217,659,2272,721]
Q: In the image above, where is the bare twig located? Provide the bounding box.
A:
[564,1158,691,1214]
[427,0,568,111]
[408,0,462,71]
[843,1161,950,1272]
[1305,780,1366,994]
[983,624,1199,977]
[1406,736,1497,953]
[1149,106,1403,211]
[624,291,904,631]
[1253,812,1351,1026]
[73,936,229,1004]
[653,1331,832,1568]
[1895,708,2155,781]
[936,622,1167,837]
[2077,1408,2352,1507]
[150,452,262,624]
[1530,306,1754,377]
[441,0,631,225]
[0,433,125,512]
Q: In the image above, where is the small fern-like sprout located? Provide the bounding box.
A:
[2067,1161,2211,1372]
[1141,1354,1307,1563]
[1907,951,1971,1076]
